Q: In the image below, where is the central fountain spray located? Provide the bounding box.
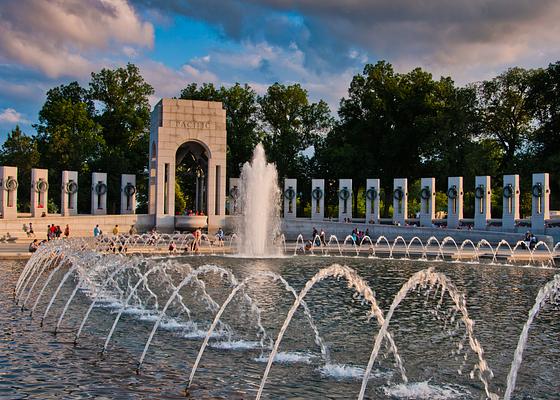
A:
[235,143,282,257]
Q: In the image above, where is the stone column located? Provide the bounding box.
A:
[474,176,491,230]
[392,178,408,226]
[0,166,18,219]
[338,179,352,221]
[120,174,136,214]
[365,178,380,224]
[31,168,49,217]
[419,177,435,227]
[91,172,108,215]
[311,179,324,221]
[206,156,227,232]
[148,139,157,216]
[447,176,463,228]
[207,158,216,219]
[502,174,520,231]
[283,178,297,219]
[228,178,240,215]
[216,160,226,218]
[61,170,78,216]
[531,173,550,233]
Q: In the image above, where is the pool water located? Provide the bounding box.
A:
[2,253,559,399]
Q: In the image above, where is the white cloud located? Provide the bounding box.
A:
[0,108,28,124]
[136,40,350,112]
[122,46,140,58]
[176,41,353,110]
[139,60,219,107]
[0,0,154,78]
[132,0,560,85]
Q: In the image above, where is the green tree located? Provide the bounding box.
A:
[180,82,221,101]
[88,63,154,213]
[476,67,538,173]
[318,61,464,216]
[421,84,492,184]
[221,84,262,177]
[0,126,40,211]
[529,62,560,209]
[175,181,187,213]
[259,83,333,179]
[179,82,262,177]
[34,82,105,211]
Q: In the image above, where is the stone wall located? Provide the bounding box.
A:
[0,214,154,240]
[278,218,556,247]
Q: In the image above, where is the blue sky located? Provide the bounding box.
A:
[1,0,560,141]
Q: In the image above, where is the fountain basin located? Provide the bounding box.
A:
[5,246,560,399]
[175,215,208,230]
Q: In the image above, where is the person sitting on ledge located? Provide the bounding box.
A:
[29,239,39,253]
[523,231,538,249]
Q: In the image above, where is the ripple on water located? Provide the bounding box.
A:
[318,363,392,380]
[383,381,470,399]
[209,340,263,350]
[254,351,315,364]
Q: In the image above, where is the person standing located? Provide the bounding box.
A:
[129,224,137,235]
[29,223,35,238]
[64,224,70,238]
[216,227,224,246]
[191,228,201,253]
[49,224,56,239]
[320,229,326,246]
[93,225,101,237]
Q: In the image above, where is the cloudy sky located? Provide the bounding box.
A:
[1,0,560,139]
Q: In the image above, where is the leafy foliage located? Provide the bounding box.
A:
[2,59,560,216]
[0,126,40,211]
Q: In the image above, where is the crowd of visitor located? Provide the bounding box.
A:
[24,222,70,252]
[181,210,206,216]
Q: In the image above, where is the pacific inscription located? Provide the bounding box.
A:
[174,120,214,129]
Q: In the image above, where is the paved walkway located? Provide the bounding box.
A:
[0,243,32,260]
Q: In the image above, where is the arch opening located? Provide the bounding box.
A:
[175,141,210,216]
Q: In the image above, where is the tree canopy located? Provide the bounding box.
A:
[1,59,559,216]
